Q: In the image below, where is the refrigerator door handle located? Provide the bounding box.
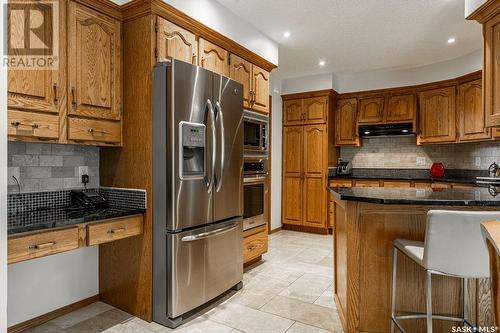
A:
[181,223,238,242]
[205,99,216,192]
[215,101,225,192]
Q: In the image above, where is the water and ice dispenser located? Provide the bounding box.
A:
[180,122,206,178]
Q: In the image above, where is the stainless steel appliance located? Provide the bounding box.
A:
[152,60,244,328]
[243,110,268,156]
[243,158,268,231]
[336,159,351,175]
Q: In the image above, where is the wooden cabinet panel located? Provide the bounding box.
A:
[335,98,359,146]
[382,181,411,188]
[330,179,353,188]
[283,126,303,174]
[386,94,415,122]
[8,227,79,264]
[87,215,143,246]
[243,225,268,263]
[68,117,121,144]
[304,124,326,175]
[283,176,303,225]
[198,38,229,76]
[414,182,432,188]
[485,14,500,127]
[229,54,252,109]
[8,1,62,115]
[68,2,121,121]
[328,198,335,229]
[494,127,500,138]
[283,99,303,125]
[358,97,384,123]
[303,176,326,227]
[251,65,269,113]
[418,86,457,144]
[303,97,327,124]
[8,110,59,141]
[283,126,303,226]
[156,17,197,65]
[458,79,491,142]
[431,182,451,189]
[353,180,380,187]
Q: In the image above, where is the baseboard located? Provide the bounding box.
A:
[282,224,329,235]
[8,295,100,333]
[244,256,262,268]
[269,226,282,234]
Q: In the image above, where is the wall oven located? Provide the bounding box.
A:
[244,110,268,156]
[243,158,268,231]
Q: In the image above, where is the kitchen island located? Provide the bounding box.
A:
[329,186,500,333]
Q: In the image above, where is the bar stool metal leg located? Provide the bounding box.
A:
[426,270,433,333]
[391,247,398,333]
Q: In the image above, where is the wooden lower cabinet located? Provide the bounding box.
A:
[243,225,268,265]
[353,180,380,187]
[382,180,412,188]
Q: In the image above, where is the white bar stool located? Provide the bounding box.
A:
[391,210,500,333]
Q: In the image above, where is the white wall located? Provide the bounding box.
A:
[8,248,98,326]
[281,73,336,95]
[465,0,487,17]
[270,75,282,230]
[113,0,279,66]
[1,0,8,331]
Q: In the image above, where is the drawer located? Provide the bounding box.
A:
[383,181,412,188]
[353,180,380,187]
[87,215,143,246]
[330,180,353,188]
[243,225,268,263]
[431,183,451,189]
[8,110,59,140]
[8,227,79,264]
[414,182,432,188]
[68,117,121,144]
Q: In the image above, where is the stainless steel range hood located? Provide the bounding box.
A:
[358,123,414,137]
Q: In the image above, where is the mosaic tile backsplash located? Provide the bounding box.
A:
[8,142,99,194]
[340,136,500,170]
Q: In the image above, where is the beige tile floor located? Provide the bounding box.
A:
[26,230,343,333]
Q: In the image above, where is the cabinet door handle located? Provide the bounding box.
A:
[53,83,58,105]
[108,228,125,234]
[88,128,109,135]
[71,87,76,109]
[30,241,56,250]
[192,53,196,64]
[201,57,205,67]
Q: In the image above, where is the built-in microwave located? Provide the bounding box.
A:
[244,110,268,156]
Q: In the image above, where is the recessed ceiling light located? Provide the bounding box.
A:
[283,31,291,38]
[447,37,456,44]
[318,60,326,66]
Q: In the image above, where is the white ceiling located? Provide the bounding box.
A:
[215,0,482,79]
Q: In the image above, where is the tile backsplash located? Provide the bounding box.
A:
[8,142,99,194]
[340,136,500,170]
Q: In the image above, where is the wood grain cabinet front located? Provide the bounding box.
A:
[68,117,121,144]
[156,17,197,65]
[283,99,303,125]
[198,38,229,76]
[303,97,327,124]
[418,86,457,144]
[335,98,360,146]
[386,94,416,123]
[458,79,491,142]
[251,65,269,113]
[358,97,385,124]
[229,54,252,109]
[243,225,268,264]
[8,110,59,141]
[483,12,500,127]
[8,227,79,264]
[87,215,143,246]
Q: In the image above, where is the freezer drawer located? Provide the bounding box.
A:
[167,219,243,318]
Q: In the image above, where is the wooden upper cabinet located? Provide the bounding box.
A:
[68,2,121,121]
[418,86,457,144]
[458,79,491,142]
[283,99,303,125]
[484,13,500,127]
[156,17,197,65]
[198,38,229,76]
[358,97,384,123]
[303,97,327,124]
[335,98,359,146]
[229,54,252,109]
[251,65,269,113]
[386,94,416,122]
[8,1,62,115]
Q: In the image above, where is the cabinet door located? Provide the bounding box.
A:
[458,79,491,142]
[303,124,327,228]
[68,2,121,121]
[303,96,327,124]
[229,54,252,109]
[335,98,359,146]
[283,99,303,125]
[8,1,62,115]
[418,86,456,144]
[485,14,500,127]
[386,94,415,122]
[251,65,269,113]
[358,97,384,123]
[283,126,303,225]
[156,17,197,65]
[198,38,229,76]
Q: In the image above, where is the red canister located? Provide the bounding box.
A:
[430,162,445,178]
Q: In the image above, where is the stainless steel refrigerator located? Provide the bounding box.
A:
[152,60,244,328]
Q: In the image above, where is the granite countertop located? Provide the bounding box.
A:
[328,186,500,206]
[328,168,487,184]
[8,206,146,236]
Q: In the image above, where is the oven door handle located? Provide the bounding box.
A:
[244,176,266,183]
[181,224,239,242]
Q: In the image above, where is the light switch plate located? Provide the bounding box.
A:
[475,157,481,167]
[78,166,89,182]
[416,157,426,166]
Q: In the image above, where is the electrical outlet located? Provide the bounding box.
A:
[475,157,481,167]
[78,166,89,182]
[416,157,426,166]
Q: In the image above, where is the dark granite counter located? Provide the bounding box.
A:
[328,186,500,206]
[328,168,487,184]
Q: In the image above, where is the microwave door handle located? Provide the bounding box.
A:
[205,99,216,192]
[215,101,224,192]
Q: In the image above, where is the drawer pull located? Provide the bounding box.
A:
[29,241,56,250]
[88,128,109,135]
[11,121,40,129]
[108,228,126,234]
[53,83,58,105]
